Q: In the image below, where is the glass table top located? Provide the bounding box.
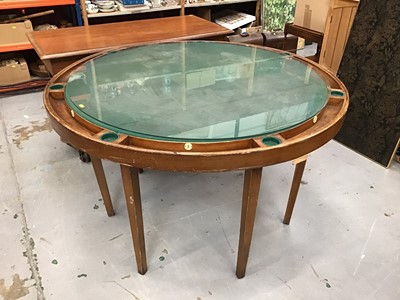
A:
[65,41,329,142]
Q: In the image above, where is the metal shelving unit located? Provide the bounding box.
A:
[82,0,258,22]
[0,0,76,53]
[0,0,76,93]
[0,0,75,10]
[86,0,257,19]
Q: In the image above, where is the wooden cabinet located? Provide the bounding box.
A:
[294,0,359,74]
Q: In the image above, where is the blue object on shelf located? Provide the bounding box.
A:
[117,0,145,5]
[75,0,83,26]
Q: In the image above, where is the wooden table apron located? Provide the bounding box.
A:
[43,43,349,278]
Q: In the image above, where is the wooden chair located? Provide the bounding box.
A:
[284,23,324,63]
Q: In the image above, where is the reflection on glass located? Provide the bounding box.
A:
[65,41,328,142]
[263,0,296,32]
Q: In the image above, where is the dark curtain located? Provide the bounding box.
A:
[335,0,400,167]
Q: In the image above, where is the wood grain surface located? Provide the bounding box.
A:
[27,15,232,60]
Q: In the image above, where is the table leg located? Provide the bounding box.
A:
[236,167,263,279]
[91,156,115,217]
[283,158,307,225]
[120,165,147,275]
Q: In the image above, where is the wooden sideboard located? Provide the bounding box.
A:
[27,15,232,75]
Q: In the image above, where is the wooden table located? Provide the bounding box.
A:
[27,15,232,75]
[44,41,349,278]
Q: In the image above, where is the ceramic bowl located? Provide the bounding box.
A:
[97,1,115,9]
[87,7,99,13]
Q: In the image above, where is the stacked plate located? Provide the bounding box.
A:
[96,1,118,12]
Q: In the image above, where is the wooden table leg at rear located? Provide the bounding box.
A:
[90,156,115,217]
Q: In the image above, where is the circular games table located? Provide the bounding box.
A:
[44,41,349,278]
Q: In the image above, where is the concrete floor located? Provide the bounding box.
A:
[0,91,399,300]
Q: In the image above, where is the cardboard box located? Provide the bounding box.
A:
[294,0,330,32]
[0,58,31,86]
[0,20,33,47]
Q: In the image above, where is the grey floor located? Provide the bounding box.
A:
[1,91,399,300]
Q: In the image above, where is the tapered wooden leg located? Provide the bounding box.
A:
[236,168,263,279]
[91,156,115,217]
[283,158,307,225]
[120,165,147,275]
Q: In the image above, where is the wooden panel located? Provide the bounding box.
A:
[345,6,358,42]
[321,8,342,68]
[319,0,359,74]
[42,54,87,75]
[333,0,359,8]
[330,7,354,71]
[336,0,400,167]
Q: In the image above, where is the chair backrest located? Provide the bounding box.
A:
[284,23,324,62]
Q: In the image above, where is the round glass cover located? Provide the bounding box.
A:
[65,41,329,142]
